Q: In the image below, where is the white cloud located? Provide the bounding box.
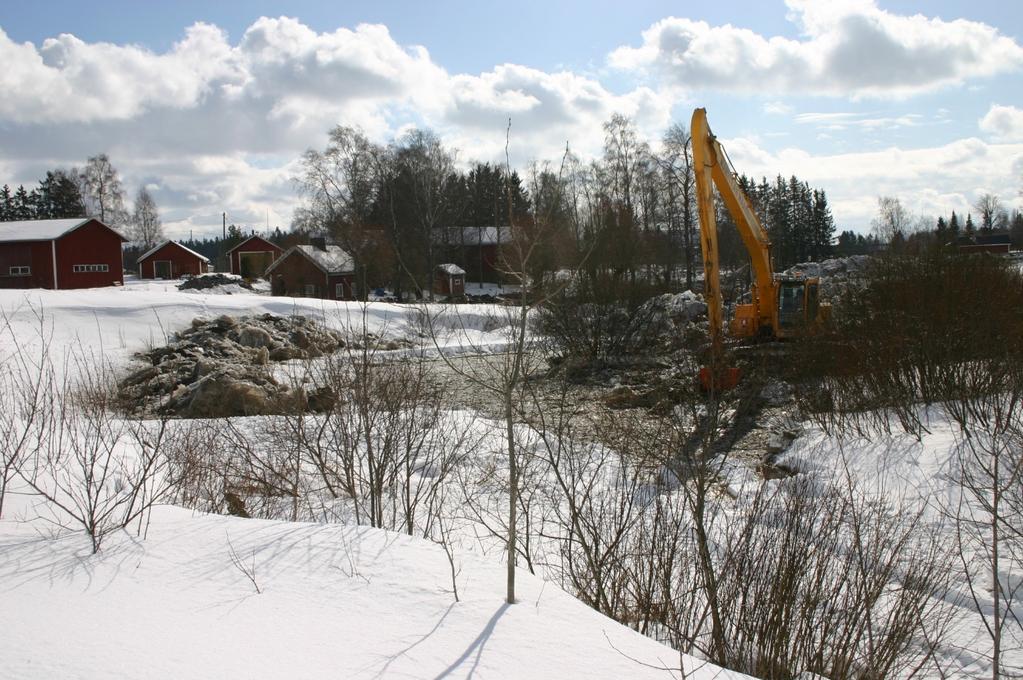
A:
[979,104,1023,142]
[722,135,1023,228]
[763,101,793,115]
[0,12,1018,239]
[794,111,922,130]
[609,0,1023,98]
[0,17,674,236]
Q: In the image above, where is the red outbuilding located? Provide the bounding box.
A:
[0,217,126,290]
[226,235,284,279]
[265,240,356,300]
[137,240,210,279]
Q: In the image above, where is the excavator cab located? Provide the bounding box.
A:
[774,275,825,338]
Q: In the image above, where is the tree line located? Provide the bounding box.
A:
[2,154,165,250]
[869,193,1023,252]
[295,114,838,298]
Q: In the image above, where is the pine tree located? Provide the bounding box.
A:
[949,211,960,239]
[935,216,948,244]
[0,185,11,221]
[810,189,835,260]
[965,213,975,237]
[36,170,86,219]
[12,185,34,220]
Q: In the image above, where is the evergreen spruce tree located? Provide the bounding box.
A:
[12,185,34,220]
[810,189,835,260]
[36,170,86,219]
[0,185,12,221]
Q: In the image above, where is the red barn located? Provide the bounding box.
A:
[137,240,210,279]
[226,235,283,279]
[266,240,356,300]
[0,217,126,290]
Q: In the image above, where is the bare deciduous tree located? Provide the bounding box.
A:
[130,186,163,250]
[78,153,127,226]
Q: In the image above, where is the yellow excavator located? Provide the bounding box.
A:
[691,108,829,390]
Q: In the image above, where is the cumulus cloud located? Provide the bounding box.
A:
[0,17,673,236]
[608,0,1023,97]
[0,11,1018,238]
[722,134,1023,227]
[980,104,1023,142]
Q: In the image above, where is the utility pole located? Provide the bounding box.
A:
[220,212,227,272]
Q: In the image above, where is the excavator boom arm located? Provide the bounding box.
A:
[691,108,776,343]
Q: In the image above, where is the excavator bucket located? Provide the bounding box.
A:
[698,365,741,392]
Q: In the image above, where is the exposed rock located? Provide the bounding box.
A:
[238,326,273,348]
[118,313,352,417]
[224,491,251,518]
[307,386,338,413]
[185,374,273,418]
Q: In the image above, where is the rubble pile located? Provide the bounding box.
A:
[119,314,348,417]
[177,273,253,292]
[783,255,871,297]
[632,290,709,350]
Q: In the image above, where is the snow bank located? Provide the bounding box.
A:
[0,506,743,680]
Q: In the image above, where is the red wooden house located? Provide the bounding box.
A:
[137,240,210,279]
[0,217,126,290]
[226,235,283,278]
[265,239,356,300]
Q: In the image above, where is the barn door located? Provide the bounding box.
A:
[154,261,172,279]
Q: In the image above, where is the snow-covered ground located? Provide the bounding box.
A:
[0,279,523,378]
[0,282,745,680]
[0,505,739,680]
[2,279,1016,679]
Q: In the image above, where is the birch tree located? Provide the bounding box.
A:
[131,187,163,249]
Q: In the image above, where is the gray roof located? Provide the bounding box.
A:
[0,217,127,243]
[437,263,466,275]
[267,244,355,275]
[137,240,210,264]
[437,226,514,246]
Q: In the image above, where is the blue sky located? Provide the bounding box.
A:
[1,0,1021,237]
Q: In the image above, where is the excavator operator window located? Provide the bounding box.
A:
[778,282,804,329]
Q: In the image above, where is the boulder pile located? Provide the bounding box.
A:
[119,314,348,417]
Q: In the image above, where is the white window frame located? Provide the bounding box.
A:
[304,284,317,297]
[9,265,30,276]
[73,264,109,273]
[335,282,345,299]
